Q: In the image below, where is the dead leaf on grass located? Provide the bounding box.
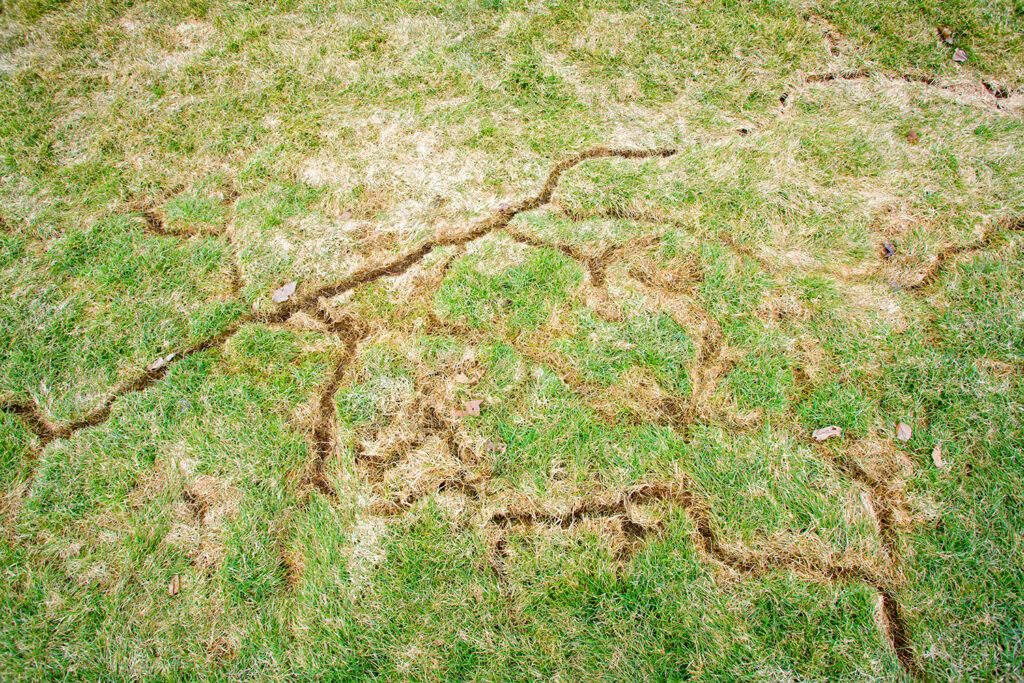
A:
[905,130,919,144]
[272,280,297,303]
[931,442,945,468]
[148,352,177,372]
[454,369,485,385]
[453,399,483,419]
[938,26,953,45]
[882,241,897,259]
[896,422,912,442]
[953,48,968,63]
[168,574,181,596]
[812,425,842,442]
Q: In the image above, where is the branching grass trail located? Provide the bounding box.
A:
[2,1,1024,680]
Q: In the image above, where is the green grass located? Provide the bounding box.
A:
[2,0,1024,680]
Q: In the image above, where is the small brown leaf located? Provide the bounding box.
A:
[272,280,297,303]
[938,26,953,44]
[812,425,842,442]
[882,241,897,259]
[168,575,180,596]
[454,372,471,384]
[147,352,176,372]
[905,130,919,144]
[896,422,912,442]
[455,399,483,418]
[931,441,945,468]
[952,48,968,63]
[339,211,353,221]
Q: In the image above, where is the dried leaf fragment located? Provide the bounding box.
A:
[938,26,953,44]
[882,241,897,259]
[272,280,297,303]
[168,574,180,596]
[812,425,842,442]
[896,422,912,442]
[905,130,919,144]
[453,399,483,419]
[931,442,945,468]
[952,48,968,63]
[454,370,484,385]
[147,352,177,372]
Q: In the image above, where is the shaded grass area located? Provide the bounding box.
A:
[2,0,1024,680]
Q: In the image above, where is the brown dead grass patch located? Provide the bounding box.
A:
[900,214,1023,292]
[298,312,369,499]
[755,288,810,327]
[482,477,894,597]
[353,355,489,517]
[821,436,935,573]
[485,481,691,566]
[278,545,305,591]
[164,473,241,572]
[346,512,387,593]
[624,270,760,429]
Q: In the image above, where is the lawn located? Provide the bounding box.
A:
[1,0,1023,680]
